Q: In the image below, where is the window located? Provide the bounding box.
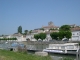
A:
[79,32,80,36]
[77,33,78,35]
[67,45,74,49]
[72,34,75,35]
[61,46,65,49]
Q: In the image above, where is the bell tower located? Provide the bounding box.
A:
[48,21,54,26]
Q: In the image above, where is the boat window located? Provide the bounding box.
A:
[55,46,59,49]
[61,46,65,49]
[67,45,74,49]
[75,44,78,48]
[72,33,75,35]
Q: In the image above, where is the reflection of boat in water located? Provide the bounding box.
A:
[43,43,79,54]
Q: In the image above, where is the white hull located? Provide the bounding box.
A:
[43,49,63,53]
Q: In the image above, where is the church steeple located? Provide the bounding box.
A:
[48,21,54,26]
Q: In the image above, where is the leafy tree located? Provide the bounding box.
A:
[29,30,32,34]
[34,34,40,40]
[64,31,72,39]
[24,30,28,35]
[18,26,22,34]
[50,32,59,40]
[40,28,44,31]
[59,25,72,39]
[59,25,71,31]
[59,31,72,39]
[39,33,46,40]
[59,31,65,39]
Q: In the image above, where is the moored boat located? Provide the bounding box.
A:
[43,43,79,54]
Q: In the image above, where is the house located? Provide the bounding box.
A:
[26,34,36,41]
[26,21,59,41]
[33,21,59,33]
[42,21,59,32]
[11,33,26,42]
[70,27,80,41]
[0,35,3,38]
[69,24,76,28]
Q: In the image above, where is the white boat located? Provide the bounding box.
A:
[43,43,79,54]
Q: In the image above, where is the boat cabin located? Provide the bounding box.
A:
[43,43,79,54]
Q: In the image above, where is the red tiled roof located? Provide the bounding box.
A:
[71,27,80,31]
[42,25,59,28]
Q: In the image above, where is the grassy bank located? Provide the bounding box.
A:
[0,49,52,60]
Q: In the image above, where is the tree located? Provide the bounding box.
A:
[64,31,72,39]
[39,33,46,40]
[34,34,40,40]
[29,30,32,34]
[59,31,71,40]
[59,31,65,39]
[24,30,28,35]
[59,25,72,40]
[40,28,44,31]
[59,25,71,31]
[50,32,59,40]
[18,26,22,34]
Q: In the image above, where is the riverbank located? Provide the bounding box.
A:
[0,49,52,60]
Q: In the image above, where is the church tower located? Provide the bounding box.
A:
[48,21,54,26]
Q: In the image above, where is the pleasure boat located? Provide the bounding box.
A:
[43,43,79,54]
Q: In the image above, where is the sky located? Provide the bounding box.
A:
[0,0,80,35]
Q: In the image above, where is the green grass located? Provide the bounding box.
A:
[0,49,52,60]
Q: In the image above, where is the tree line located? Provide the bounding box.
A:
[0,38,17,40]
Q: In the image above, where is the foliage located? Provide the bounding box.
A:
[59,25,72,39]
[24,30,28,35]
[0,38,17,40]
[34,34,40,40]
[40,28,44,31]
[59,25,71,31]
[64,31,72,39]
[34,33,46,41]
[39,33,46,40]
[29,30,32,34]
[59,31,72,39]
[0,49,52,60]
[59,31,65,39]
[50,32,59,40]
[50,25,72,40]
[18,26,22,34]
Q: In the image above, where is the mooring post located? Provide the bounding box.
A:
[79,49,80,60]
[76,49,80,60]
[76,51,78,60]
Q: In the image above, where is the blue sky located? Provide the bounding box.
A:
[0,0,80,35]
